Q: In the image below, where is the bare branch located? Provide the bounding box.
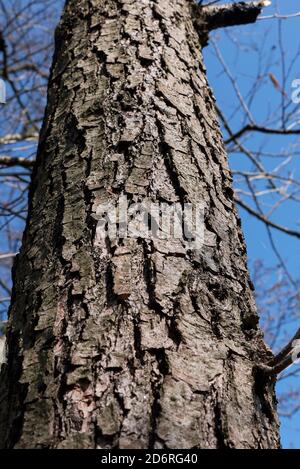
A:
[259,11,300,21]
[200,1,271,31]
[225,124,300,145]
[260,328,300,376]
[0,156,34,169]
[0,253,17,261]
[0,133,38,145]
[236,198,300,240]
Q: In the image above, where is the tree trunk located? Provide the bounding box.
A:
[0,0,280,449]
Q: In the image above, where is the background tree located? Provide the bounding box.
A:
[0,0,299,448]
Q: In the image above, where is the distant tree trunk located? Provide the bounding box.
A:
[0,0,280,449]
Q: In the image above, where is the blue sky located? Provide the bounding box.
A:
[204,0,300,448]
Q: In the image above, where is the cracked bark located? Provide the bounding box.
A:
[0,0,280,449]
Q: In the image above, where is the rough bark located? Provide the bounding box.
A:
[0,0,280,449]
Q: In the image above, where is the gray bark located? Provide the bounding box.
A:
[0,0,280,449]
